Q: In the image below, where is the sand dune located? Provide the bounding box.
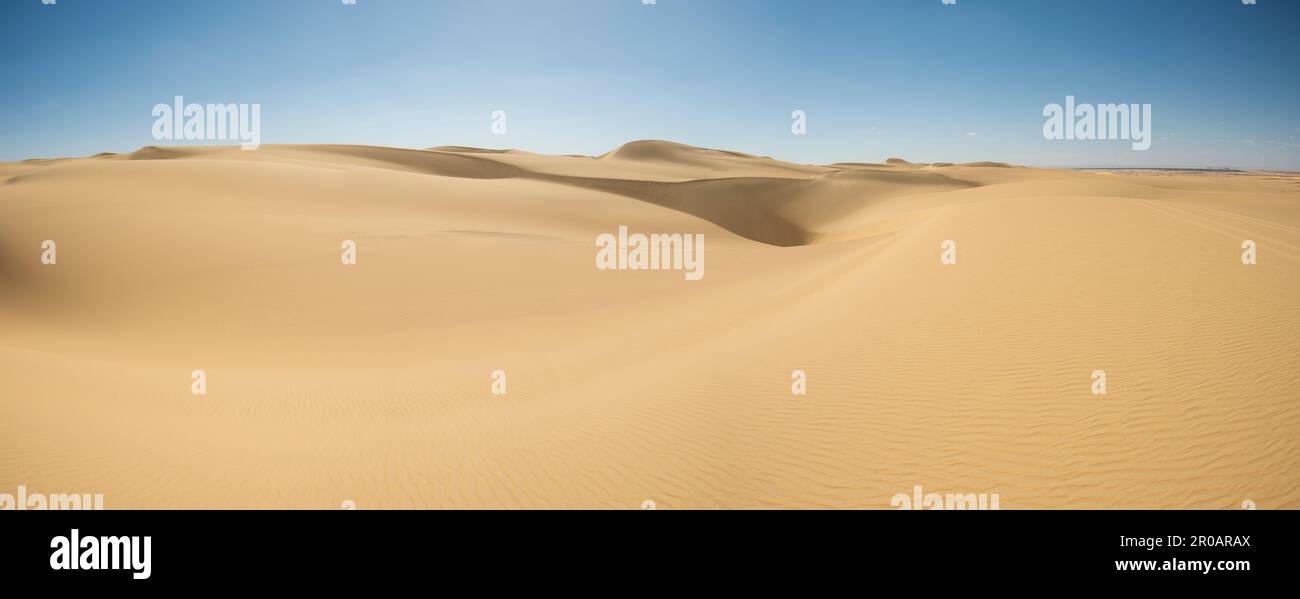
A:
[1,142,1297,508]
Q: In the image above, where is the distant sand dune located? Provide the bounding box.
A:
[1,142,1297,508]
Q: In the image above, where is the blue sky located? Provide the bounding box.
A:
[2,0,1297,169]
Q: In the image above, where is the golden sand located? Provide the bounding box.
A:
[2,142,1297,508]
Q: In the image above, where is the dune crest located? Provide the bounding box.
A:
[16,142,1033,247]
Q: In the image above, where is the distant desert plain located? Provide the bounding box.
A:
[1,141,1297,508]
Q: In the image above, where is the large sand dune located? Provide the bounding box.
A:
[2,141,1297,508]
